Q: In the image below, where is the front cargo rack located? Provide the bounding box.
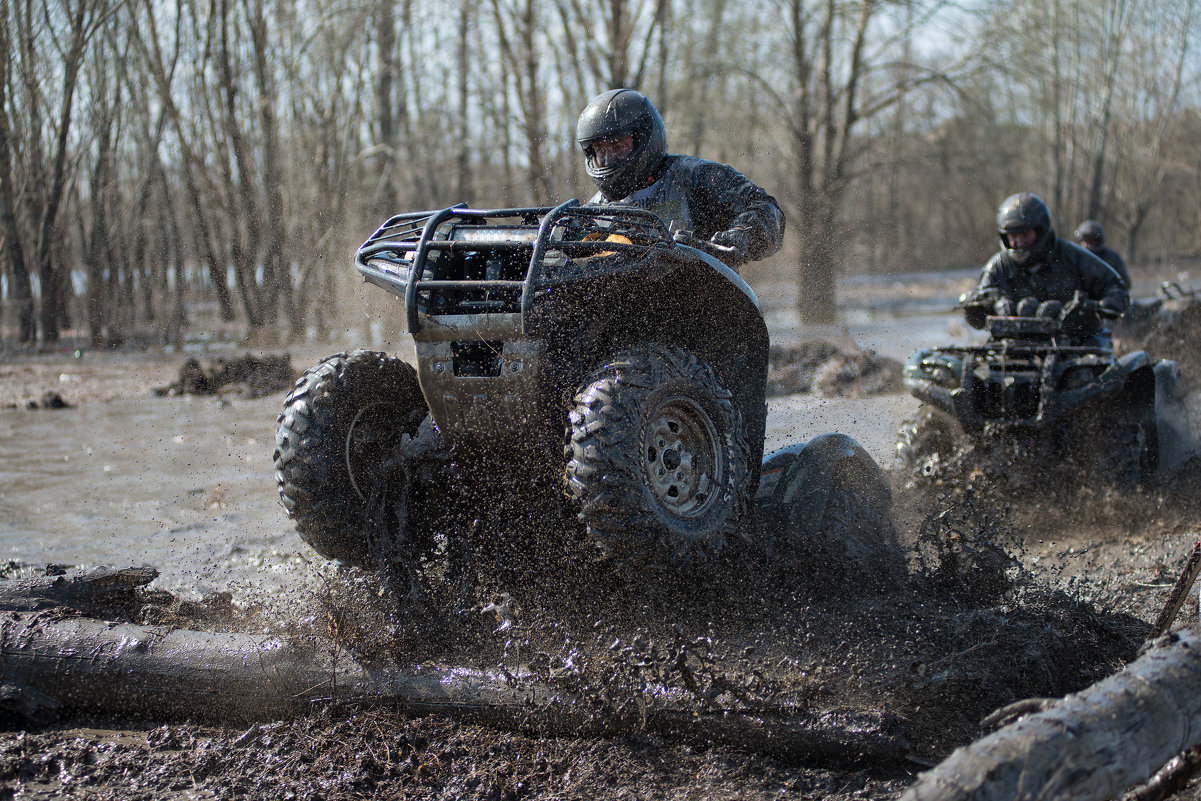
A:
[355,199,675,332]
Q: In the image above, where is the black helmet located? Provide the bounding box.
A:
[996,193,1054,265]
[1073,220,1105,245]
[577,88,667,201]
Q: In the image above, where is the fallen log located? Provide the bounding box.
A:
[0,610,911,764]
[900,628,1201,801]
[0,566,159,615]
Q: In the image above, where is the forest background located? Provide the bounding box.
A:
[1,0,1198,348]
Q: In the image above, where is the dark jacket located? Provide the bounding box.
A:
[589,154,785,265]
[964,237,1130,330]
[1088,244,1130,288]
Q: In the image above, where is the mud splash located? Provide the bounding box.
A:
[0,475,1173,801]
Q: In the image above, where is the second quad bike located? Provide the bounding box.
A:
[273,199,896,582]
[897,296,1192,488]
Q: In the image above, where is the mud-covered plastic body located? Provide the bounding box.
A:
[901,314,1189,482]
[355,200,768,479]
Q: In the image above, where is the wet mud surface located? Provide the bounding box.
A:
[3,301,1201,799]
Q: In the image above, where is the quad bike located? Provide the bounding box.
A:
[1113,280,1201,344]
[897,294,1192,488]
[273,199,897,585]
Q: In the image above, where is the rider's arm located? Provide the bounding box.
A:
[1077,247,1130,317]
[1104,248,1131,290]
[685,159,786,265]
[960,261,1003,329]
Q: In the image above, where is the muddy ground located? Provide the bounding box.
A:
[3,291,1201,800]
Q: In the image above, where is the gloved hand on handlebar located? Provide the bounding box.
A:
[709,228,751,266]
[1097,299,1125,319]
[1059,291,1101,339]
[671,226,745,268]
[958,288,999,330]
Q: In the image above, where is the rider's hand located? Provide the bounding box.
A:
[1060,293,1101,338]
[1097,300,1124,319]
[710,228,750,264]
[958,289,996,329]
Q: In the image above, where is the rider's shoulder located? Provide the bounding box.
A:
[1060,238,1111,271]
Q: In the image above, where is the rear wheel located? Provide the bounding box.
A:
[564,344,751,568]
[802,463,905,592]
[768,448,905,594]
[274,350,427,569]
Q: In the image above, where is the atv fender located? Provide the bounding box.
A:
[753,433,892,535]
[1116,349,1151,375]
[1035,351,1145,425]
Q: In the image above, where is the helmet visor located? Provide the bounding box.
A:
[1004,229,1038,250]
[585,133,636,170]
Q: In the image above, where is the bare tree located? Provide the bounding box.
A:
[489,0,554,201]
[0,6,35,343]
[763,0,965,323]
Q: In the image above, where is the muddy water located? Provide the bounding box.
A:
[0,388,918,598]
[0,393,311,603]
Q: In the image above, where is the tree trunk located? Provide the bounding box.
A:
[900,628,1201,801]
[0,607,911,763]
[248,0,290,330]
[37,0,95,344]
[85,97,116,348]
[0,568,909,764]
[0,566,158,615]
[0,11,35,343]
[797,198,841,324]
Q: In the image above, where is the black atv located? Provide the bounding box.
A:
[273,200,896,584]
[896,296,1191,489]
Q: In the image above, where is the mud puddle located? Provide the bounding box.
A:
[0,486,1161,801]
[0,394,309,605]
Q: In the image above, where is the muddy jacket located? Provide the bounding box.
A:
[963,237,1130,330]
[1087,244,1130,289]
[589,154,785,266]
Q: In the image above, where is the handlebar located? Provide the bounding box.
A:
[668,225,737,260]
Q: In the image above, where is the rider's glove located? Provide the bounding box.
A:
[1097,299,1124,319]
[710,228,751,265]
[958,289,996,330]
[1060,293,1101,339]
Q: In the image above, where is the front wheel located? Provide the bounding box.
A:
[273,350,428,569]
[564,344,751,568]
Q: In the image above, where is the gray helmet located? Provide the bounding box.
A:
[577,88,667,201]
[1073,220,1105,246]
[996,193,1054,265]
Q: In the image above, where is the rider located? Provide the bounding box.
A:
[576,87,785,269]
[1073,219,1131,289]
[960,193,1129,344]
